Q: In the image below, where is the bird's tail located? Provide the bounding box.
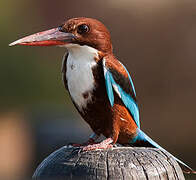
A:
[132,129,195,174]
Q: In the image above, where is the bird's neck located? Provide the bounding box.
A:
[66,44,99,61]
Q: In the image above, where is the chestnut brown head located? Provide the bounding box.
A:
[59,17,112,53]
[9,17,113,54]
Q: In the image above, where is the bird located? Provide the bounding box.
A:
[9,17,195,174]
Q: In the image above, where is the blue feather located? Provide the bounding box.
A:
[121,63,137,97]
[104,71,114,106]
[132,128,194,172]
[103,61,140,128]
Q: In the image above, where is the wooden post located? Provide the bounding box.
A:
[33,146,185,180]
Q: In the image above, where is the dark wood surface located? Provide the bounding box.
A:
[32,146,185,180]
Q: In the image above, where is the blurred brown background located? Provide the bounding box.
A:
[0,0,195,179]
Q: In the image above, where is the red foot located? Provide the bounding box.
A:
[82,138,113,151]
[69,138,96,147]
[71,143,83,147]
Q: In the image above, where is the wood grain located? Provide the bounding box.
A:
[33,146,185,180]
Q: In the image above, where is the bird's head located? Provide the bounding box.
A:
[9,17,112,54]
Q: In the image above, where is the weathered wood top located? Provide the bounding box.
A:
[32,146,185,180]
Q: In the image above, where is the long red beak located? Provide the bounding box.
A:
[9,28,75,47]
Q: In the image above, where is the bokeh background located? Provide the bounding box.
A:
[0,0,196,179]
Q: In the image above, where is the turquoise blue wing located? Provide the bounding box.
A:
[103,59,140,128]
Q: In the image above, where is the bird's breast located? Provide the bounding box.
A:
[66,52,97,110]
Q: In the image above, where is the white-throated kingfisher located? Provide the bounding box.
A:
[9,17,195,174]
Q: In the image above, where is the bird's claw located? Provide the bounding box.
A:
[81,138,113,151]
[68,143,83,147]
[82,143,113,151]
[68,138,96,147]
[69,138,113,152]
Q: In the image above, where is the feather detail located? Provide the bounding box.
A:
[120,62,136,97]
[103,58,140,128]
[103,59,114,106]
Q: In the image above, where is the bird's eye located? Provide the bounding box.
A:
[77,24,89,34]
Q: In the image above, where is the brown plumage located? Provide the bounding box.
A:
[59,17,113,53]
[58,17,138,144]
[62,52,138,144]
[9,17,195,174]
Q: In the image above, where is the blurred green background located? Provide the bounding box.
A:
[0,0,195,179]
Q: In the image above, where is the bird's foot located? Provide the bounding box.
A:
[68,138,96,147]
[69,143,82,147]
[82,138,113,151]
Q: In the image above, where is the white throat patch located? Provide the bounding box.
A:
[65,44,98,110]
